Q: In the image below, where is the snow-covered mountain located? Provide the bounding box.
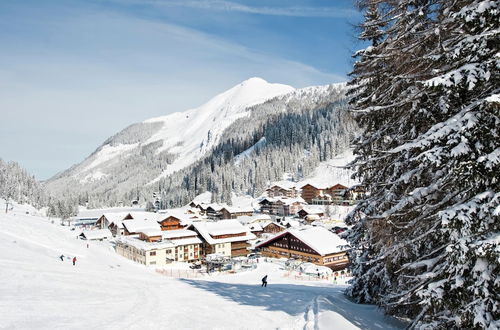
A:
[46,77,356,207]
[61,77,293,185]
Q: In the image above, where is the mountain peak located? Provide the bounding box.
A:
[240,77,268,85]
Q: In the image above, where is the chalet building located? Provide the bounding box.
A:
[139,230,164,242]
[265,182,300,198]
[298,206,325,219]
[157,215,185,231]
[246,223,264,237]
[96,212,133,230]
[205,204,225,220]
[162,229,202,262]
[300,184,324,204]
[256,227,349,270]
[115,229,202,266]
[105,211,160,236]
[258,198,277,215]
[258,197,305,216]
[301,183,354,205]
[236,214,272,226]
[190,220,256,257]
[326,184,348,204]
[109,221,126,237]
[122,219,162,236]
[262,222,286,234]
[219,206,254,220]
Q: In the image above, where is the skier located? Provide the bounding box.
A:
[261,275,268,287]
[72,257,77,266]
[59,254,64,261]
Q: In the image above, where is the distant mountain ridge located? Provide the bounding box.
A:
[45,78,358,207]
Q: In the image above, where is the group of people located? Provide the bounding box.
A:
[59,254,77,265]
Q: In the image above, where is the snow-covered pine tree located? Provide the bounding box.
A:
[346,0,499,329]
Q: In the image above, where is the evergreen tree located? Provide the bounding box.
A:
[346,1,499,329]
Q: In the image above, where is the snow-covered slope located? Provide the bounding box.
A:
[51,77,293,186]
[144,77,294,181]
[0,206,406,329]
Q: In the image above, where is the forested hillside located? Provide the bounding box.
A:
[153,84,358,207]
[0,159,45,210]
[45,82,359,208]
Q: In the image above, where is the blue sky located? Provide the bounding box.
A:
[0,0,362,180]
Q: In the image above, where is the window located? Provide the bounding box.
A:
[150,261,156,265]
[150,251,156,256]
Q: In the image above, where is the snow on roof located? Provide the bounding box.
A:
[128,211,161,222]
[237,214,272,225]
[267,181,298,190]
[171,236,202,246]
[191,192,212,204]
[300,206,325,215]
[162,229,198,239]
[222,206,254,214]
[122,219,161,233]
[205,204,225,212]
[247,223,263,232]
[117,236,175,251]
[256,227,348,256]
[80,229,112,240]
[141,229,164,237]
[191,220,256,244]
[279,197,306,205]
[157,209,193,225]
[102,212,131,223]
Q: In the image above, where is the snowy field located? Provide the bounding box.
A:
[0,205,406,330]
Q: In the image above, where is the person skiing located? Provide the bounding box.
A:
[72,257,77,266]
[59,254,64,261]
[261,275,268,287]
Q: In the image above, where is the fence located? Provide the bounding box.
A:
[155,268,205,278]
[282,270,351,284]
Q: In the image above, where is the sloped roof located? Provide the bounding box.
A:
[256,227,348,256]
[161,229,198,239]
[102,212,131,223]
[237,214,272,225]
[117,235,175,251]
[247,223,263,232]
[122,219,161,233]
[191,220,256,244]
[222,206,254,214]
[300,206,325,215]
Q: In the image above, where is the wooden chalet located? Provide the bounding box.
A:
[256,227,349,270]
[139,230,163,242]
[158,215,185,231]
[190,220,256,257]
[266,183,300,198]
[300,184,325,204]
[262,222,286,234]
[96,212,133,230]
[122,219,162,236]
[219,206,254,219]
[298,206,325,219]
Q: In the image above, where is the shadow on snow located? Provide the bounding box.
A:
[180,279,406,330]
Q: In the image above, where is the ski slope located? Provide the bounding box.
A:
[0,206,406,330]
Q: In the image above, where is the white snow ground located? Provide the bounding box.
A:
[0,204,405,330]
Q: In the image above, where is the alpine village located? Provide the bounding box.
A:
[0,1,498,330]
